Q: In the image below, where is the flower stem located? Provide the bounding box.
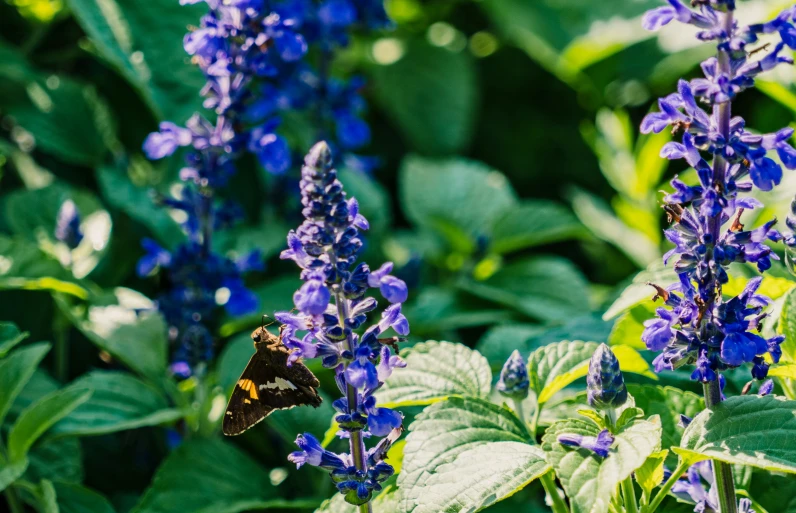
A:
[703,380,737,513]
[644,459,689,513]
[512,398,526,425]
[3,487,24,513]
[622,478,639,513]
[333,287,373,513]
[540,472,569,513]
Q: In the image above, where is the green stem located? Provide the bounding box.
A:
[53,309,69,382]
[530,402,542,439]
[703,380,737,513]
[644,460,689,513]
[540,472,569,513]
[4,487,24,513]
[512,398,526,425]
[622,478,639,513]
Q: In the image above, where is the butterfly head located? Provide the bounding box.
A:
[251,326,281,349]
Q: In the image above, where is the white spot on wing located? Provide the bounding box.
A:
[259,377,297,391]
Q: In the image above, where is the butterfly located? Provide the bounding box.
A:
[222,324,322,436]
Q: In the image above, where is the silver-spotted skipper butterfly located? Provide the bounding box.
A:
[222,324,322,436]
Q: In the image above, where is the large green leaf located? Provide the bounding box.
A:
[96,164,184,248]
[603,261,678,320]
[627,385,703,454]
[3,183,113,279]
[55,288,167,379]
[0,236,90,298]
[460,256,591,322]
[0,41,113,166]
[400,156,517,253]
[529,341,654,405]
[0,343,51,427]
[371,40,478,155]
[542,417,662,513]
[54,482,116,513]
[0,322,29,357]
[489,200,586,254]
[27,438,84,485]
[377,341,492,407]
[675,395,796,473]
[398,397,549,513]
[476,316,613,368]
[53,371,183,437]
[403,286,515,335]
[131,438,289,513]
[65,0,206,123]
[8,386,93,461]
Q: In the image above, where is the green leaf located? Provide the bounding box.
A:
[779,287,796,363]
[96,164,184,248]
[400,156,517,252]
[608,304,656,351]
[0,322,29,357]
[27,438,83,485]
[489,200,586,254]
[0,457,28,492]
[65,0,206,123]
[53,371,183,437]
[529,341,654,405]
[54,482,116,513]
[0,41,113,166]
[371,40,478,155]
[459,256,591,322]
[627,385,703,454]
[568,187,660,268]
[54,288,167,379]
[542,417,662,513]
[476,316,613,368]
[3,183,113,279]
[603,261,677,320]
[398,397,549,513]
[752,474,796,513]
[131,438,281,513]
[0,343,51,427]
[675,395,796,473]
[0,236,90,298]
[635,450,668,496]
[339,168,392,234]
[8,386,92,461]
[377,340,492,407]
[403,286,515,335]
[16,479,58,513]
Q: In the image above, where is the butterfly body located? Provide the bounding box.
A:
[222,326,322,436]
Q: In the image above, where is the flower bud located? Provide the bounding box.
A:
[496,350,529,401]
[587,344,628,410]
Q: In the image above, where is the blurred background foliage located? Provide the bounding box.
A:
[1,0,796,512]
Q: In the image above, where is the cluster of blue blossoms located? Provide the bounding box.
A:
[640,1,796,382]
[282,142,409,505]
[138,0,390,373]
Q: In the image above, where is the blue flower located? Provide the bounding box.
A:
[278,142,408,506]
[759,379,774,396]
[587,344,627,410]
[288,433,348,469]
[558,429,614,458]
[640,1,794,382]
[55,200,83,250]
[496,350,530,401]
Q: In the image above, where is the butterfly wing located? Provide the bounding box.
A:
[223,346,322,436]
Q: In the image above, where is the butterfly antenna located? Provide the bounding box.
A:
[261,314,275,329]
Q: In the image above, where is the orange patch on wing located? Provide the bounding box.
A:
[237,378,260,400]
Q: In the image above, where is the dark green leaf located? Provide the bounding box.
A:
[0,343,51,427]
[603,261,677,320]
[780,287,796,363]
[404,286,515,335]
[542,417,662,513]
[371,40,478,155]
[377,340,492,407]
[27,438,84,485]
[8,386,93,461]
[0,322,29,358]
[676,395,796,473]
[490,200,586,254]
[54,289,167,379]
[400,156,516,252]
[53,371,183,437]
[398,397,548,513]
[627,385,703,454]
[131,438,281,513]
[459,256,590,322]
[54,482,116,513]
[0,236,90,298]
[65,0,206,123]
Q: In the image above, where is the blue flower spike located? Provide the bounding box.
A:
[279,142,408,506]
[497,350,530,401]
[587,343,628,411]
[640,1,796,383]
